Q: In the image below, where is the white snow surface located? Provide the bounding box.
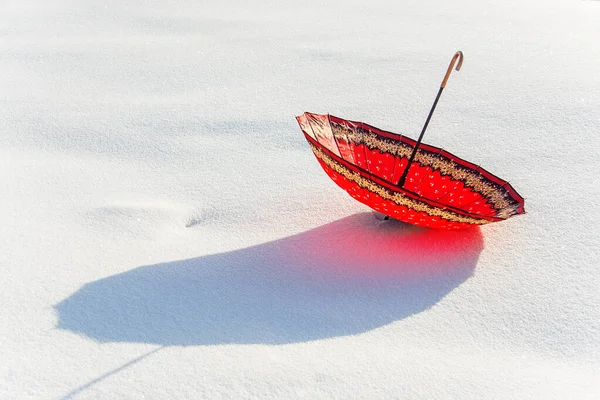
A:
[1,0,600,398]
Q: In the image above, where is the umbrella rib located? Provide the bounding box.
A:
[358,122,372,206]
[389,133,405,185]
[327,113,343,159]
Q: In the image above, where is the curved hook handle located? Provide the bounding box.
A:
[440,51,464,88]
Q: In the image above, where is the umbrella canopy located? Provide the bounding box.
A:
[297,52,525,230]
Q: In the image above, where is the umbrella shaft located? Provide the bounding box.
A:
[398,86,444,188]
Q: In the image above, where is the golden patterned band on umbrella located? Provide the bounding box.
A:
[329,120,518,216]
[309,143,490,226]
[332,121,413,158]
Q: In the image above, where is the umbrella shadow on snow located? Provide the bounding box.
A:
[55,213,483,346]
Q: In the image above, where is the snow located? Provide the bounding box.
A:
[1,0,599,398]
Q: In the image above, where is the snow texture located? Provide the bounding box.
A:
[1,0,599,398]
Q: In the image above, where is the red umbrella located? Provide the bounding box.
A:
[297,51,525,229]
